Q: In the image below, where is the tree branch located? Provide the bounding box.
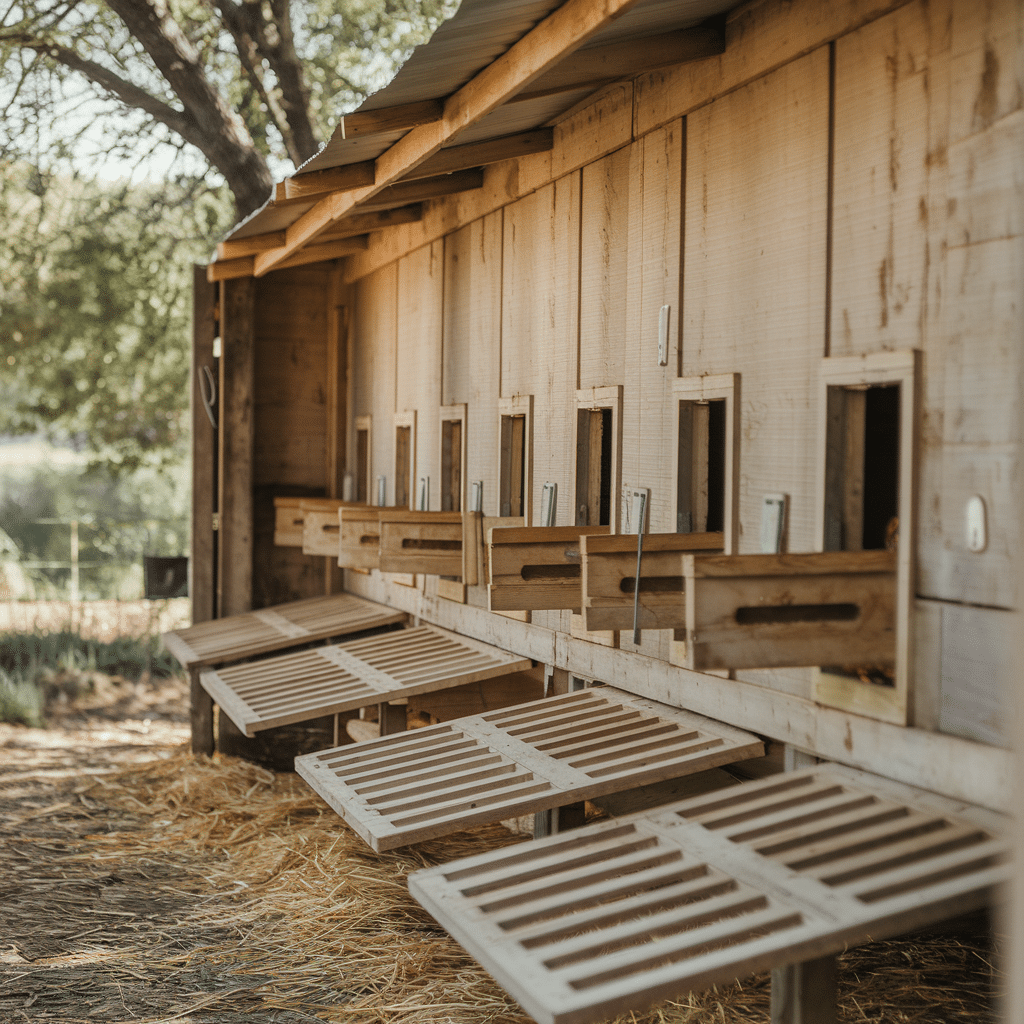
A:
[101,0,273,216]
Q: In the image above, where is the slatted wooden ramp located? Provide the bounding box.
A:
[161,593,406,670]
[408,764,1009,1024]
[295,689,763,851]
[201,625,533,736]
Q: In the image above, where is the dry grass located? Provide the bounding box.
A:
[1,739,1001,1024]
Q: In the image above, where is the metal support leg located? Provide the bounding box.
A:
[770,957,838,1024]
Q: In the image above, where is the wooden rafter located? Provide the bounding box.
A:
[216,230,287,261]
[353,169,485,214]
[253,0,645,276]
[317,204,423,241]
[513,21,725,101]
[207,235,370,280]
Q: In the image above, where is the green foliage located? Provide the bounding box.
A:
[0,666,45,727]
[0,623,181,726]
[0,459,189,599]
[0,166,232,473]
[0,626,181,682]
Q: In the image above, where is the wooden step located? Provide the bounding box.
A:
[201,624,533,736]
[301,499,370,556]
[339,506,383,570]
[408,763,1009,1024]
[379,510,465,576]
[489,526,610,612]
[161,593,405,670]
[580,532,724,631]
[295,688,763,851]
[681,551,896,671]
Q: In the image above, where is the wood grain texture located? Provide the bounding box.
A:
[296,686,762,850]
[409,763,1008,1024]
[501,178,581,530]
[162,592,405,670]
[683,50,830,557]
[443,212,503,525]
[202,623,531,736]
[191,266,217,627]
[830,4,930,358]
[218,276,256,617]
[397,241,444,507]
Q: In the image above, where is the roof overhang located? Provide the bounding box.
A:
[209,0,734,281]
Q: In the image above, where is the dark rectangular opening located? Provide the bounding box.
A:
[677,399,726,534]
[355,428,369,504]
[395,425,411,508]
[576,408,613,527]
[824,383,900,552]
[441,419,462,513]
[500,414,526,517]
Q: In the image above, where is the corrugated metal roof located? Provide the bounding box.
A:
[225,0,733,243]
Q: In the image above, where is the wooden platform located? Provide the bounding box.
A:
[681,551,896,671]
[379,510,464,575]
[161,592,406,670]
[295,688,763,851]
[489,526,610,612]
[409,763,1009,1024]
[338,506,383,570]
[201,624,532,736]
[580,532,723,631]
[301,499,368,556]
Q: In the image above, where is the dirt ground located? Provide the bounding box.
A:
[0,670,1003,1024]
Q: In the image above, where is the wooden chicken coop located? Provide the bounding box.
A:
[178,0,1022,1019]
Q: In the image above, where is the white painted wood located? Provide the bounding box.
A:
[296,686,762,850]
[200,624,531,736]
[161,593,405,670]
[409,763,1009,1024]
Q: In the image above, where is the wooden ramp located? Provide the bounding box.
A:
[295,689,763,851]
[408,763,1009,1024]
[161,593,406,670]
[201,625,533,736]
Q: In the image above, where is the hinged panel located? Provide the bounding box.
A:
[301,499,369,556]
[202,624,532,736]
[296,688,763,851]
[339,506,383,570]
[378,510,465,575]
[489,525,610,612]
[161,592,405,670]
[682,551,896,671]
[580,532,723,631]
[409,763,1009,1024]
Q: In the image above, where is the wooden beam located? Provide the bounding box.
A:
[514,22,725,100]
[403,128,554,181]
[283,159,375,201]
[208,256,255,282]
[336,98,443,138]
[254,0,643,275]
[354,169,485,213]
[274,236,370,269]
[216,231,287,261]
[318,205,423,241]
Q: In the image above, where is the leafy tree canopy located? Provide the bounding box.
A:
[0,164,231,472]
[1,0,457,218]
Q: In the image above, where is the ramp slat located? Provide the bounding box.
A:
[296,689,763,851]
[408,764,1009,1024]
[200,625,532,736]
[161,593,405,669]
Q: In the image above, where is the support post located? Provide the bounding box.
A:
[533,802,587,838]
[771,746,836,1023]
[378,701,407,736]
[770,957,838,1024]
[189,668,214,756]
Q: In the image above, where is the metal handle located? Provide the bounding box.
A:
[199,365,217,429]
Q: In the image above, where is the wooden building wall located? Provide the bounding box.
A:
[219,0,1019,809]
